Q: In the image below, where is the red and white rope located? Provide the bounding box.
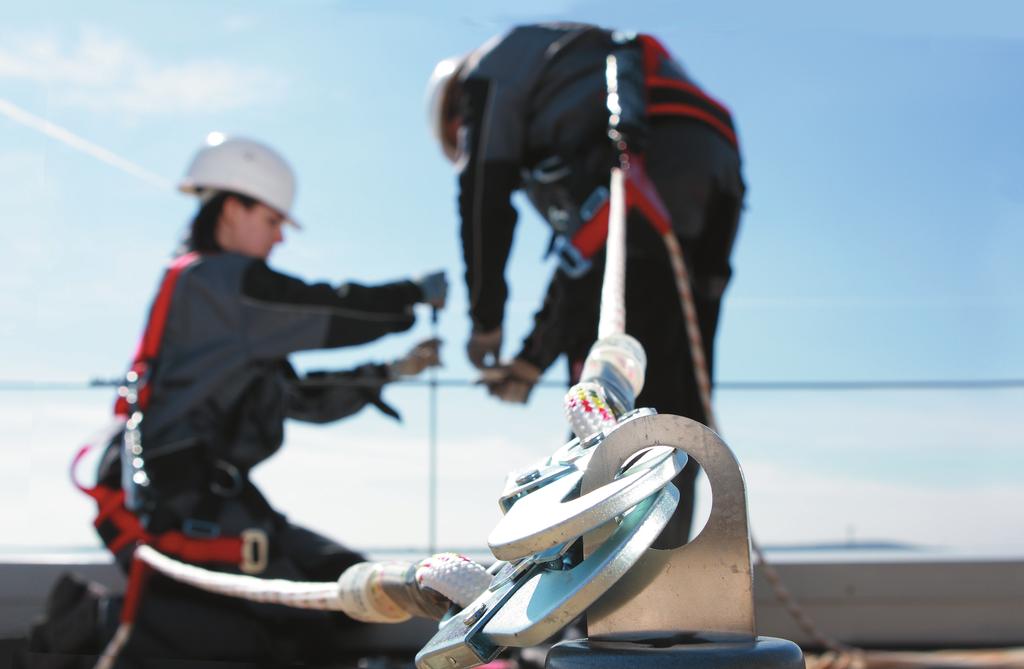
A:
[657,218,859,662]
[660,231,716,430]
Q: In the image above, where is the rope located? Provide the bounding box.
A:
[93,546,490,668]
[598,166,628,339]
[594,62,864,657]
[136,544,355,611]
[660,232,715,427]
[131,545,489,615]
[94,623,132,669]
[658,227,864,662]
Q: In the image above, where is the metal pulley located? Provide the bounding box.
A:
[416,484,676,669]
[415,410,684,669]
[488,442,684,561]
[415,410,804,669]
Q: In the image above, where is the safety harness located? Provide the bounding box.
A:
[72,251,267,632]
[549,34,737,278]
[639,34,738,148]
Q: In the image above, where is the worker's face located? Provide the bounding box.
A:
[216,197,286,259]
[442,115,462,163]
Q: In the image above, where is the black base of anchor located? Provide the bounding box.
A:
[545,636,805,669]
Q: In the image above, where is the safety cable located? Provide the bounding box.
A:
[94,546,492,669]
[6,376,1023,392]
[656,180,864,663]
[593,55,863,660]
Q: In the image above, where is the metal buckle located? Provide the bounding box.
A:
[209,459,244,498]
[579,185,609,221]
[530,155,571,184]
[552,236,592,278]
[182,518,221,539]
[240,528,269,574]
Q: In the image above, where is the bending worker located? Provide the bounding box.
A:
[34,135,451,666]
[427,23,745,545]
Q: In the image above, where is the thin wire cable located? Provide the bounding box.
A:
[2,377,1023,391]
[0,97,174,192]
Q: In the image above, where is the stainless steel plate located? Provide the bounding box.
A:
[483,484,678,646]
[488,445,685,561]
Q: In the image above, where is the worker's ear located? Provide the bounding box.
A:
[220,195,245,223]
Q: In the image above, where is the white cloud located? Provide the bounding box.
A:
[0,28,286,114]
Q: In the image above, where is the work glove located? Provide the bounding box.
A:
[415,270,448,309]
[389,338,442,379]
[466,326,502,369]
[479,358,542,404]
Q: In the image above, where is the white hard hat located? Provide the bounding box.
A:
[179,133,299,225]
[426,56,465,163]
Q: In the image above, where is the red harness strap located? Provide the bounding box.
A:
[638,34,739,149]
[114,251,200,417]
[81,480,247,624]
[569,155,673,260]
[73,252,266,625]
[566,36,736,263]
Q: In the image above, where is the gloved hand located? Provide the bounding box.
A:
[415,271,448,309]
[479,358,542,404]
[389,338,442,378]
[466,326,502,369]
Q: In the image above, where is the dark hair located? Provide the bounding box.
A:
[184,190,259,254]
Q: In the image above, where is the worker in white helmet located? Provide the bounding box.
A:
[428,24,745,548]
[28,134,452,666]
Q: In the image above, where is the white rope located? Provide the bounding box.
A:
[136,544,349,608]
[93,623,132,669]
[90,545,490,668]
[133,545,489,617]
[415,552,493,608]
[583,112,861,657]
[598,166,628,339]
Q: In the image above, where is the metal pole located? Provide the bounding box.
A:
[428,307,439,554]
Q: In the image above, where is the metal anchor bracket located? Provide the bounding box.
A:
[581,413,756,641]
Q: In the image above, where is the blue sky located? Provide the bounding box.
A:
[1,1,1022,556]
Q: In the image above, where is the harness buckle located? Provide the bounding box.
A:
[182,518,221,538]
[552,235,593,279]
[240,528,269,574]
[580,185,610,221]
[210,459,244,498]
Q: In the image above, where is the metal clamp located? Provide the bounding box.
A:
[581,413,755,641]
[240,528,269,574]
[210,459,244,498]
